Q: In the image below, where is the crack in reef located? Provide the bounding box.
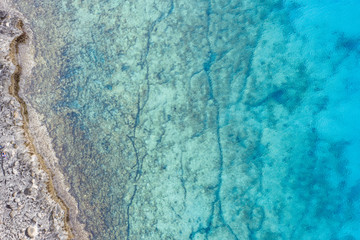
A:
[189,1,238,239]
[8,19,74,240]
[125,2,174,238]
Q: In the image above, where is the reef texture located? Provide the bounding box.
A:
[7,0,360,239]
[0,6,72,240]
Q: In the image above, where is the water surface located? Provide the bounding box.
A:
[11,0,360,239]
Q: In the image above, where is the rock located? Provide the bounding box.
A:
[25,226,37,238]
[24,187,32,195]
[0,10,7,19]
[10,210,16,218]
[0,5,72,240]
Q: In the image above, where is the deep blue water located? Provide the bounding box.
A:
[11,0,360,239]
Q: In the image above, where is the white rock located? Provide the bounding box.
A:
[26,226,37,238]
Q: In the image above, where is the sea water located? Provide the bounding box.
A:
[9,0,360,239]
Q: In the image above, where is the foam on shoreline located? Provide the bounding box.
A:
[1,1,89,239]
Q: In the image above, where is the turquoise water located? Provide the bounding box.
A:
[11,0,360,239]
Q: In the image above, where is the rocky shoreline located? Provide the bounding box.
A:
[0,3,88,240]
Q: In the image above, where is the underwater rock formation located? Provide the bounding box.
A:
[6,0,360,239]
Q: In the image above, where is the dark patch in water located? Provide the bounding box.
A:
[272,89,285,102]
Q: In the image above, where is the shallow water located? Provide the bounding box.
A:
[10,0,360,239]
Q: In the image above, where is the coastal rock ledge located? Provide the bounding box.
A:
[0,4,86,240]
